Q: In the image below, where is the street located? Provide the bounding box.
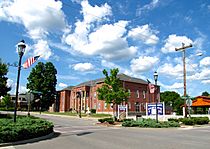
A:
[2,114,210,149]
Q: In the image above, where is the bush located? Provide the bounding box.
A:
[168,118,179,122]
[122,118,180,128]
[98,118,114,124]
[90,109,96,114]
[0,115,53,143]
[178,117,209,125]
[192,117,209,125]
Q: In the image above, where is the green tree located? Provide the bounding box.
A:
[0,59,11,97]
[1,94,12,109]
[201,91,209,96]
[160,91,184,115]
[97,68,130,115]
[27,62,57,110]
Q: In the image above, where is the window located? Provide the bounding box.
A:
[135,102,140,112]
[98,103,101,109]
[104,103,107,109]
[136,90,139,98]
[94,92,96,98]
[128,102,131,110]
[110,103,113,109]
[128,89,131,97]
[143,91,146,99]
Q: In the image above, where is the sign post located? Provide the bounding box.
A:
[117,105,127,120]
[147,102,165,119]
[186,97,192,118]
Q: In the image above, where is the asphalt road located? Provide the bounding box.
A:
[2,113,210,149]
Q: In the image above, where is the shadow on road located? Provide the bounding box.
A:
[76,131,93,136]
[10,132,61,146]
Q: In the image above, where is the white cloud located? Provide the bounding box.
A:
[0,0,69,60]
[7,79,14,88]
[168,82,183,89]
[101,60,120,69]
[136,0,160,16]
[73,63,94,72]
[65,20,137,60]
[57,75,79,80]
[58,83,68,88]
[33,40,52,60]
[130,56,159,73]
[158,63,183,77]
[0,0,68,39]
[201,80,210,84]
[200,57,210,67]
[188,68,210,81]
[19,85,28,94]
[161,34,193,53]
[128,24,159,45]
[81,0,112,23]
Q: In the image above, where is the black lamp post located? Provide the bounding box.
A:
[14,40,26,122]
[76,91,82,118]
[154,71,158,123]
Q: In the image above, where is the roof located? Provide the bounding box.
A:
[192,96,210,107]
[117,73,148,84]
[60,86,74,91]
[76,73,148,87]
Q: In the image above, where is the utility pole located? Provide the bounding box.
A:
[175,43,192,118]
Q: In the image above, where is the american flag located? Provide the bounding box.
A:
[22,55,40,69]
[148,83,155,94]
[147,79,155,94]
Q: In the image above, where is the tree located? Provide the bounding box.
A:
[27,62,57,110]
[1,94,12,109]
[160,91,184,115]
[97,68,130,115]
[0,59,11,97]
[201,91,209,96]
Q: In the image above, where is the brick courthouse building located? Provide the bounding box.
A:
[58,74,160,115]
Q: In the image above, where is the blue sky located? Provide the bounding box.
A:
[0,0,210,97]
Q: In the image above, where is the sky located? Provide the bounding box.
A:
[0,0,210,97]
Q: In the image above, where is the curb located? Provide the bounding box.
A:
[0,132,55,147]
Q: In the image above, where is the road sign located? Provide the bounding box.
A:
[186,99,192,106]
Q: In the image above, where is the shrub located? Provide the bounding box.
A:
[98,118,114,124]
[122,118,180,128]
[168,118,179,122]
[90,109,96,114]
[178,117,209,125]
[106,119,114,124]
[0,115,54,143]
[181,118,195,125]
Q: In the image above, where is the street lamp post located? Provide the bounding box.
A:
[154,71,158,123]
[14,40,26,122]
[76,91,82,118]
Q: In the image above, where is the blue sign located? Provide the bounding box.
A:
[147,103,163,115]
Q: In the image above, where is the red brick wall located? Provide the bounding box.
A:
[58,81,160,114]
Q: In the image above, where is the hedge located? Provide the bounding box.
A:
[122,118,180,128]
[168,117,209,125]
[0,115,54,143]
[98,118,114,124]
